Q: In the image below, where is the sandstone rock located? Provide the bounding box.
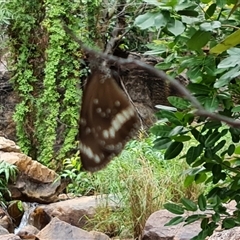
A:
[0,137,20,153]
[7,201,24,227]
[208,227,240,240]
[16,224,39,239]
[90,230,111,240]
[36,217,110,240]
[0,207,14,233]
[30,195,119,229]
[0,234,21,240]
[0,225,9,235]
[0,137,68,203]
[0,66,18,141]
[143,209,201,240]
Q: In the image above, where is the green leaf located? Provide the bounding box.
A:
[167,19,185,36]
[167,96,190,109]
[205,131,222,147]
[235,145,240,154]
[150,125,173,137]
[143,0,161,6]
[187,30,211,50]
[17,201,24,212]
[232,106,240,113]
[218,52,240,68]
[195,172,207,184]
[210,29,240,54]
[198,194,207,211]
[185,214,205,224]
[191,128,204,143]
[164,216,185,226]
[201,218,209,229]
[204,97,219,112]
[173,135,191,142]
[186,145,203,165]
[184,175,195,187]
[177,10,199,17]
[213,140,226,153]
[164,142,183,160]
[212,212,220,222]
[169,126,185,137]
[187,83,211,95]
[187,67,203,83]
[204,121,222,130]
[154,12,169,28]
[153,137,172,150]
[134,12,159,29]
[164,202,184,214]
[228,144,235,156]
[200,21,221,31]
[181,197,198,211]
[212,164,222,183]
[214,67,240,88]
[222,218,236,229]
[157,110,182,125]
[205,4,217,19]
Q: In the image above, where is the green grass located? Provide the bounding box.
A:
[61,133,204,238]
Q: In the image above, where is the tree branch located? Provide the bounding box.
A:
[63,24,240,128]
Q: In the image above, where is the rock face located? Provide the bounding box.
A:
[143,209,202,240]
[0,56,17,141]
[0,137,67,203]
[36,217,110,240]
[208,227,240,240]
[29,195,119,230]
[0,52,187,142]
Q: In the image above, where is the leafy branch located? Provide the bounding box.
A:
[63,24,240,129]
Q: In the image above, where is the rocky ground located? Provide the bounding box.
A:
[0,137,240,240]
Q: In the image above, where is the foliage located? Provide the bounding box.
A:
[0,0,11,53]
[0,161,17,204]
[4,0,83,165]
[62,135,203,238]
[61,151,96,196]
[134,0,240,238]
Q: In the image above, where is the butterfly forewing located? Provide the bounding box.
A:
[79,70,139,172]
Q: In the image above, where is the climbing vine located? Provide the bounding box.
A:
[5,0,104,166]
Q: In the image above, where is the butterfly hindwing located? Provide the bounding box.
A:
[79,70,139,172]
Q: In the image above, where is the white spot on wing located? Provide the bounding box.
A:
[85,127,91,134]
[106,108,111,114]
[93,98,99,104]
[96,108,102,113]
[101,105,137,139]
[101,112,106,117]
[80,118,86,126]
[103,130,109,139]
[80,143,101,163]
[115,101,120,107]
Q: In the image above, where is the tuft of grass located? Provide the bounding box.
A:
[79,134,204,238]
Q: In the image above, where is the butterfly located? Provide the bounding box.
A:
[79,67,139,172]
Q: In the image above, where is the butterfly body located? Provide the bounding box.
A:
[79,69,139,172]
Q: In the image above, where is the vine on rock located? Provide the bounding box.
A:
[5,0,91,166]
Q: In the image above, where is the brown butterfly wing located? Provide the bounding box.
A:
[79,70,139,172]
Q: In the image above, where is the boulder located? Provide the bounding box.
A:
[0,225,9,235]
[36,217,110,240]
[29,195,119,229]
[0,137,68,203]
[16,225,39,239]
[143,209,201,240]
[0,234,21,240]
[208,227,240,240]
[0,207,14,233]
